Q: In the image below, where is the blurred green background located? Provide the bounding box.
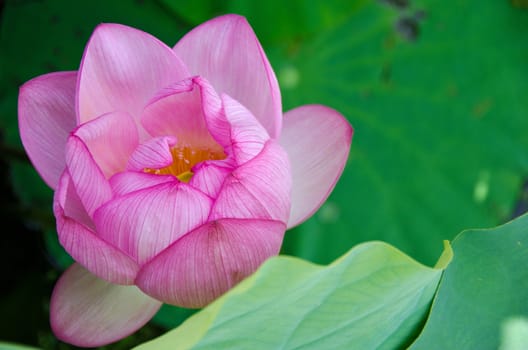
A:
[1,0,527,348]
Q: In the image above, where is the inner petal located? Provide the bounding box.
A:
[141,78,219,149]
[145,144,225,181]
[140,79,227,181]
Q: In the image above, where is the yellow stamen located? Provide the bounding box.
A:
[144,145,226,182]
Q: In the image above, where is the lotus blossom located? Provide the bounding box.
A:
[18,15,352,347]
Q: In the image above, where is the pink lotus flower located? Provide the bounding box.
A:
[18,15,352,347]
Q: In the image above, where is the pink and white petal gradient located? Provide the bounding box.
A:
[50,264,161,348]
[136,218,285,308]
[174,14,282,138]
[280,105,353,228]
[77,23,189,124]
[18,72,77,189]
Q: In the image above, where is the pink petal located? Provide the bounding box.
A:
[77,23,189,124]
[280,105,353,228]
[136,218,285,308]
[197,91,270,167]
[141,77,222,153]
[73,111,139,178]
[210,140,291,224]
[189,161,233,198]
[50,264,161,347]
[127,136,177,172]
[54,171,139,284]
[110,171,176,197]
[55,170,93,229]
[174,15,282,138]
[18,71,77,189]
[93,182,212,264]
[65,135,112,217]
[219,94,270,165]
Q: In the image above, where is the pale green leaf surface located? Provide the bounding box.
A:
[411,213,528,349]
[135,241,450,350]
[0,342,40,350]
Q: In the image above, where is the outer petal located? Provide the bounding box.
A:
[279,105,353,228]
[210,140,291,224]
[18,71,77,189]
[54,171,139,284]
[174,15,282,138]
[136,218,286,308]
[77,23,189,124]
[50,264,161,348]
[94,182,212,264]
[73,111,139,178]
[65,136,112,217]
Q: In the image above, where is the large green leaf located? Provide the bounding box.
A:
[271,0,528,266]
[134,241,451,350]
[411,213,528,349]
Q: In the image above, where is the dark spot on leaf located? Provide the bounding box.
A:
[471,99,493,118]
[511,0,528,9]
[379,0,409,9]
[383,34,397,50]
[395,16,419,41]
[381,63,392,84]
[414,9,427,21]
[44,62,58,71]
[512,179,528,218]
[49,14,59,25]
[446,84,458,97]
[73,26,84,40]
[360,89,371,99]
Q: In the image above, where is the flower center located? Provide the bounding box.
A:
[145,145,226,182]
